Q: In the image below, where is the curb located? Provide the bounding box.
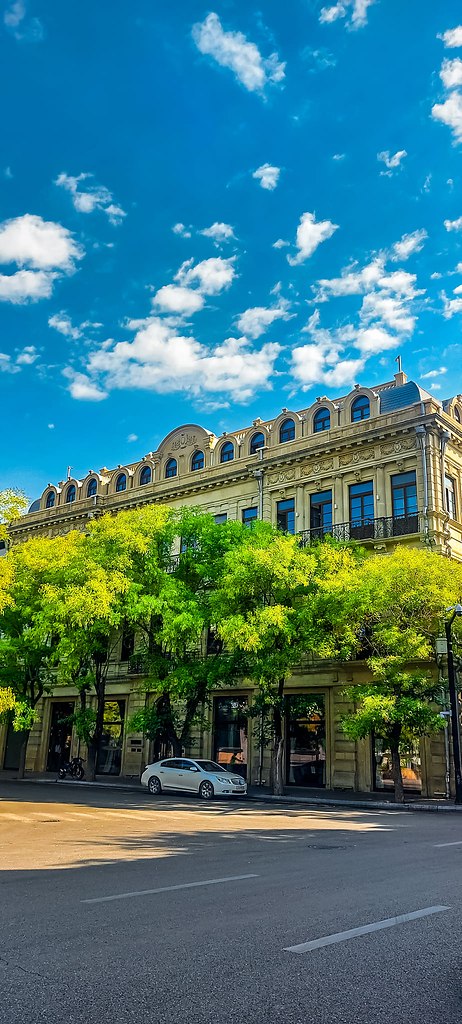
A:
[3,776,462,812]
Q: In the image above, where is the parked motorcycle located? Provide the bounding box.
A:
[58,757,85,781]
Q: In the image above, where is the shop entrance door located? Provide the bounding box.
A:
[96,700,126,775]
[286,694,326,787]
[46,702,74,772]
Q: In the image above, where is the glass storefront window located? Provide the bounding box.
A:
[373,735,422,793]
[213,697,248,780]
[286,694,326,787]
[96,700,126,775]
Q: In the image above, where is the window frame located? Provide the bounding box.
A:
[391,471,418,519]
[279,418,296,444]
[87,478,97,498]
[242,506,258,527]
[351,395,371,422]
[66,484,76,504]
[45,491,55,509]
[220,441,234,463]
[115,472,127,493]
[445,475,457,520]
[165,458,177,479]
[310,490,332,537]
[249,431,265,455]
[277,497,295,534]
[191,450,205,472]
[313,407,331,433]
[139,465,152,486]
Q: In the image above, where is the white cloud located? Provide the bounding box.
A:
[287,212,339,267]
[444,215,462,231]
[48,423,55,429]
[192,12,285,95]
[0,213,82,270]
[0,269,54,303]
[48,311,82,339]
[377,150,407,175]
[432,90,462,144]
[440,58,462,89]
[86,318,281,403]
[176,256,236,295]
[172,222,192,238]
[236,299,291,339]
[332,153,346,161]
[319,0,376,30]
[421,366,447,379]
[153,284,205,316]
[127,433,138,442]
[315,259,384,300]
[0,353,19,374]
[391,229,428,261]
[55,173,126,225]
[200,222,235,244]
[16,345,38,365]
[63,369,108,401]
[4,0,43,41]
[273,238,289,249]
[355,326,400,354]
[253,164,280,190]
[441,27,462,49]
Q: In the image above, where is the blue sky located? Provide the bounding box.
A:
[2,1,462,499]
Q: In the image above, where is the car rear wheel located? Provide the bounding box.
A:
[148,776,162,795]
[199,780,214,800]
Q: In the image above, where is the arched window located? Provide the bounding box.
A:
[87,478,97,497]
[66,484,76,503]
[140,465,152,486]
[455,407,461,424]
[313,408,331,433]
[279,418,295,443]
[115,473,127,492]
[191,450,204,472]
[165,458,177,479]
[351,395,370,422]
[220,441,234,463]
[250,431,265,455]
[45,491,55,509]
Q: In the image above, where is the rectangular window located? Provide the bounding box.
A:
[310,490,332,539]
[96,700,125,776]
[445,475,456,520]
[242,507,258,527]
[391,471,418,535]
[277,498,295,534]
[214,513,228,525]
[349,480,374,539]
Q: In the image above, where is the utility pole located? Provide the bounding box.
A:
[445,608,462,804]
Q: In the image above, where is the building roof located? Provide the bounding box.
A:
[379,380,435,415]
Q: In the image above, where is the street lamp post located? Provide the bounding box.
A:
[445,605,462,804]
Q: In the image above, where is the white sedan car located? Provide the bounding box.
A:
[140,757,247,800]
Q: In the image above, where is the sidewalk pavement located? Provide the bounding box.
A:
[1,770,460,812]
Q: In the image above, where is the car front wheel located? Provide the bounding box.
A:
[148,776,162,795]
[199,780,214,800]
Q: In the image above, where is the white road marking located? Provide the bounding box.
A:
[434,840,462,847]
[82,873,259,904]
[284,905,450,954]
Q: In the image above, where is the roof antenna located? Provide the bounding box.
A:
[395,355,402,374]
[66,465,72,480]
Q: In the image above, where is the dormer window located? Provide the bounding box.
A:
[351,395,370,422]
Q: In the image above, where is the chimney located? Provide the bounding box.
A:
[394,371,408,387]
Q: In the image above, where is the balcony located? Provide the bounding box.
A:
[298,513,420,547]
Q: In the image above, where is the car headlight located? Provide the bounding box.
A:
[215,775,228,783]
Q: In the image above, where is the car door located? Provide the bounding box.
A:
[179,759,201,792]
[157,759,183,791]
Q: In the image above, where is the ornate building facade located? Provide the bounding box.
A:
[3,371,462,795]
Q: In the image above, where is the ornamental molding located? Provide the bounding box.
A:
[380,436,417,456]
[170,432,198,452]
[268,469,297,485]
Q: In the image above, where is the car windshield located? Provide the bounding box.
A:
[195,760,227,773]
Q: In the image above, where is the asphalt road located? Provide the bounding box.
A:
[1,782,461,1024]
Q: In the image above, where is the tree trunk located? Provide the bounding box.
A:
[272,679,285,796]
[86,741,97,782]
[17,729,31,780]
[390,726,404,803]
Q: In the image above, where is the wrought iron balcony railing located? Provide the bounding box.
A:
[298,512,420,548]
